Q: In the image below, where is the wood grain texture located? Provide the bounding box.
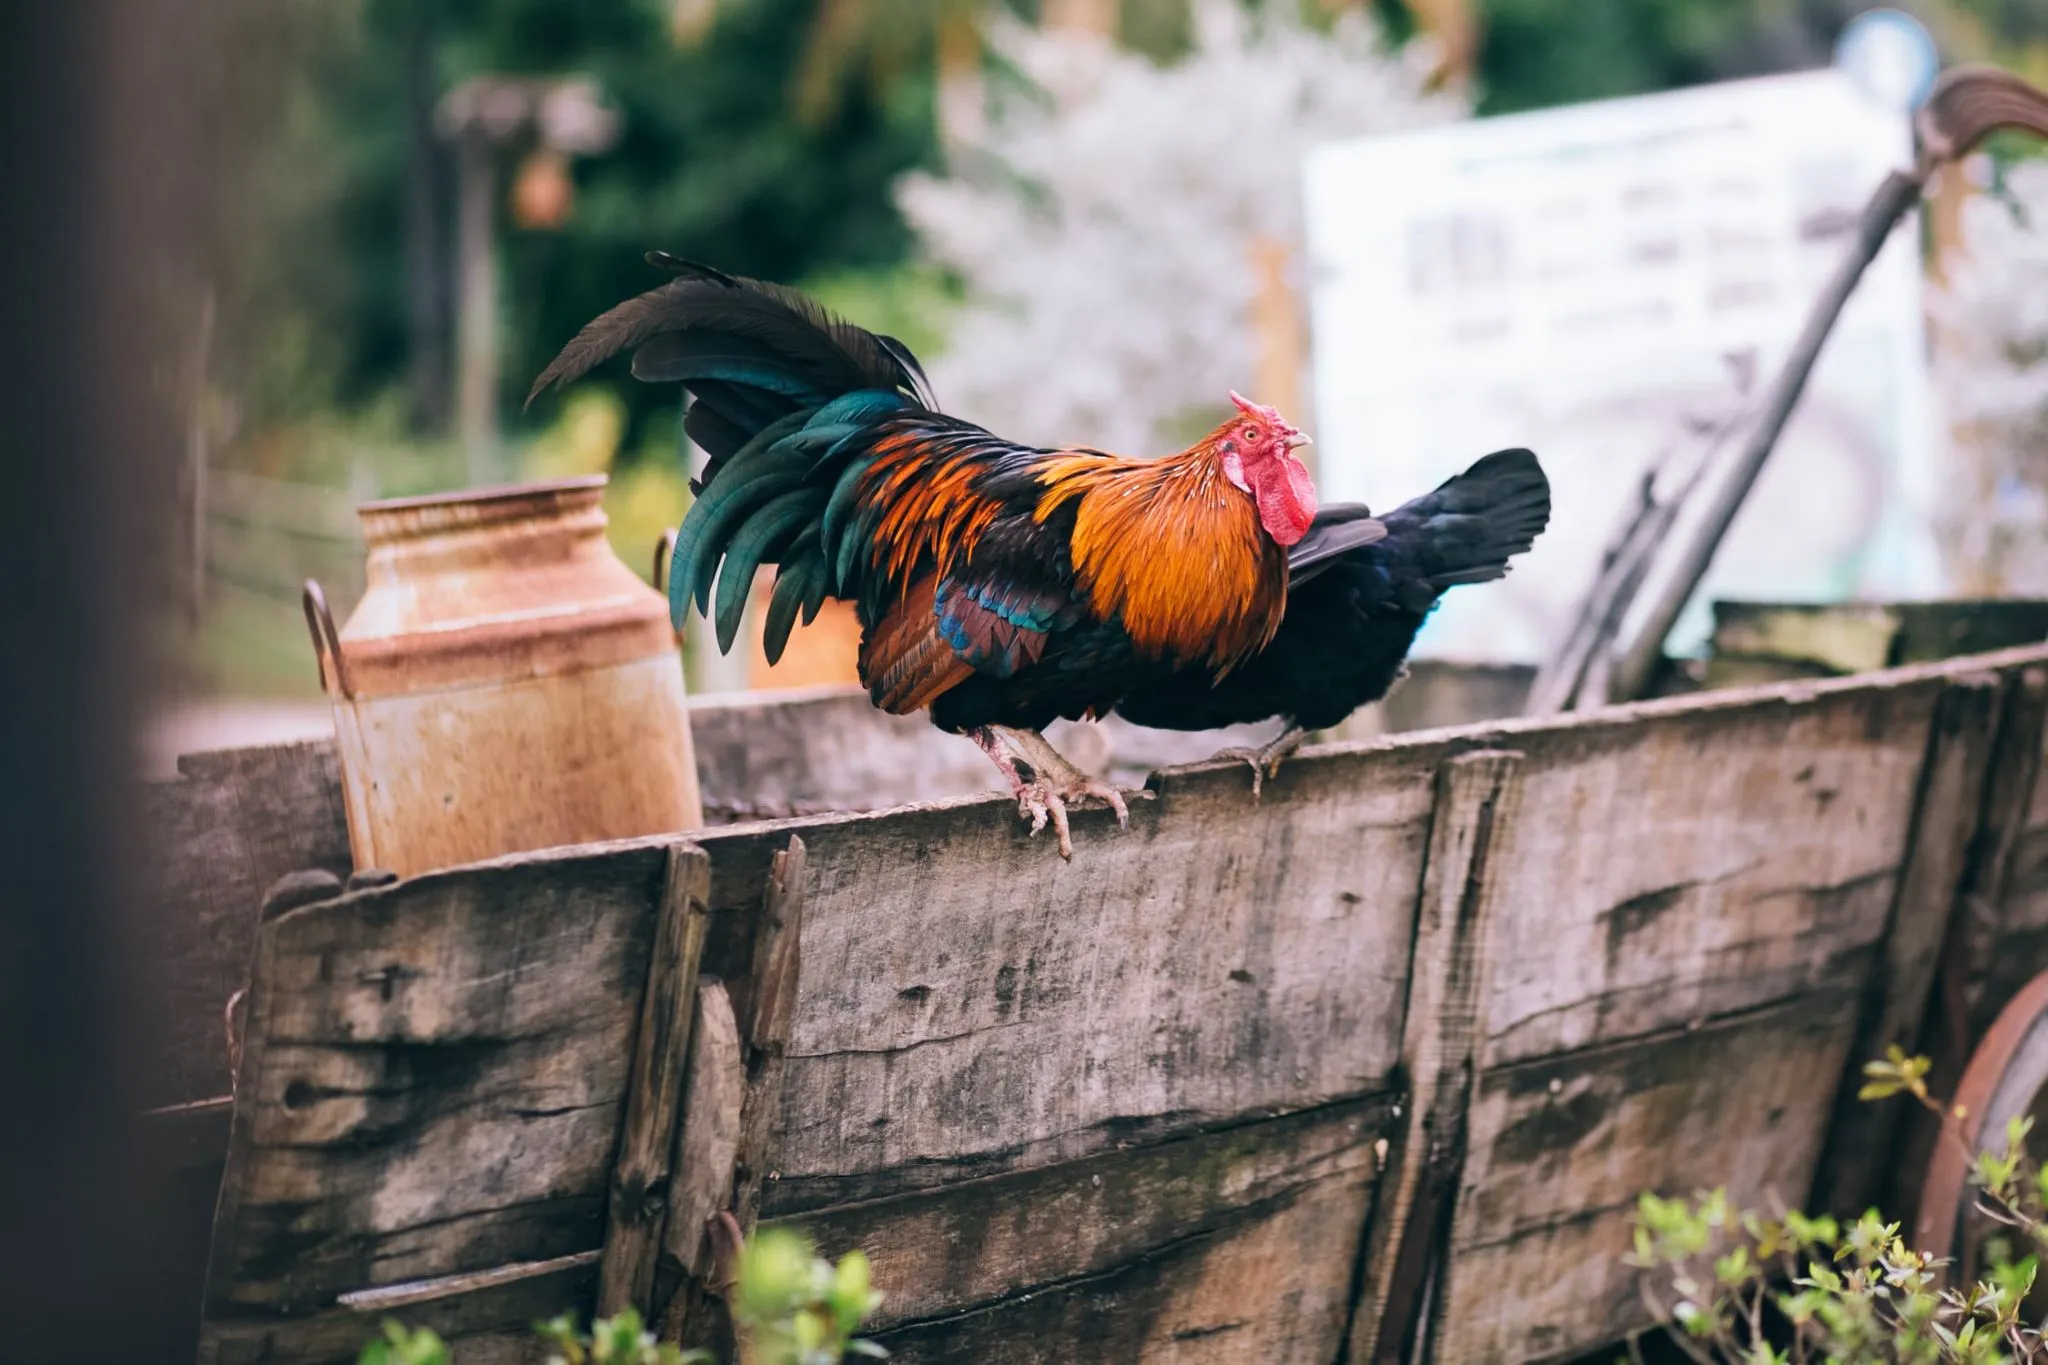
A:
[729,749,1443,1212]
[734,837,807,1235]
[833,1103,1387,1364]
[1349,751,1522,1363]
[1472,680,1943,1066]
[139,666,1532,1117]
[1945,666,2048,1040]
[599,845,711,1318]
[1812,673,2005,1217]
[161,644,2048,1365]
[198,843,672,1361]
[1890,666,2048,1230]
[141,741,353,1110]
[1437,994,1863,1362]
[663,980,745,1277]
[1420,675,1952,1362]
[784,1097,1390,1332]
[203,1254,591,1365]
[741,837,805,1055]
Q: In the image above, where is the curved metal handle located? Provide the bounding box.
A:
[653,527,684,642]
[652,526,678,595]
[302,578,353,700]
[1918,64,2048,164]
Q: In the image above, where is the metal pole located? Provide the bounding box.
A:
[1533,67,2048,711]
[1603,167,1927,705]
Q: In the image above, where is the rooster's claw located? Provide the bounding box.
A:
[1211,724,1308,800]
[1016,776,1128,859]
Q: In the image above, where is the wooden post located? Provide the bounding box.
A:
[661,835,805,1350]
[1811,672,2004,1217]
[1042,0,1115,36]
[598,844,713,1318]
[1402,0,1478,90]
[1347,750,1522,1363]
[734,836,805,1230]
[1249,235,1307,467]
[663,981,746,1278]
[1889,665,2048,1228]
[934,6,984,153]
[453,130,498,485]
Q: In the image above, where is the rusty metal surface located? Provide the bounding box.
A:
[1914,967,2048,1274]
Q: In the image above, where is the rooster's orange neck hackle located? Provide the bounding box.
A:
[1031,393,1317,670]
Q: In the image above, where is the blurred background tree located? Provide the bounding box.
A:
[214,0,2048,464]
[219,0,939,469]
[168,0,2048,711]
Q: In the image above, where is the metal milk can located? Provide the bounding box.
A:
[303,475,702,878]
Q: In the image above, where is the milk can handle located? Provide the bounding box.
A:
[302,578,354,700]
[652,526,678,596]
[653,527,682,641]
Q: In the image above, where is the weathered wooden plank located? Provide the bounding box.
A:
[1709,600,1904,676]
[140,740,352,1110]
[739,836,805,1057]
[837,1112,1384,1363]
[170,645,2048,1365]
[1416,671,1953,1362]
[1349,751,1522,1363]
[129,654,1734,1120]
[785,1097,1390,1334]
[738,747,1443,1211]
[1946,666,2048,1040]
[199,844,672,1361]
[663,980,746,1278]
[1473,679,1943,1066]
[780,1097,1387,1361]
[1381,659,1535,733]
[203,1253,593,1365]
[599,845,712,1318]
[1886,665,2048,1229]
[733,837,806,1239]
[1436,992,1863,1362]
[1812,672,2005,1217]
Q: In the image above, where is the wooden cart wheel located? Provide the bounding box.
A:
[1914,969,2048,1283]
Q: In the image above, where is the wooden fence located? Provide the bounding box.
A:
[144,647,2048,1362]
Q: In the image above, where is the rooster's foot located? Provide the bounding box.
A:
[1213,724,1307,800]
[1012,772,1131,860]
[997,727,1130,860]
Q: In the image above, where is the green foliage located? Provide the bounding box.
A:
[730,1230,888,1365]
[1470,0,2048,117]
[1628,1051,2048,1363]
[359,1230,883,1365]
[535,1308,705,1364]
[358,1320,451,1365]
[218,0,937,442]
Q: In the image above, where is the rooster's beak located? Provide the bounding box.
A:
[1285,433,1313,449]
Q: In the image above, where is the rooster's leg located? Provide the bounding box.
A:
[968,726,1061,846]
[969,727,1034,807]
[998,727,1130,860]
[1213,722,1307,800]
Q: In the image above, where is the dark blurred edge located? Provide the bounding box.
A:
[1,1,203,1356]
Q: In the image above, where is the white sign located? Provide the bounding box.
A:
[1302,70,1939,663]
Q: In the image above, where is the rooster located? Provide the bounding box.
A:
[1116,448,1550,793]
[530,257,1321,856]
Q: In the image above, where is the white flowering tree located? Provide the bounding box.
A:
[1932,160,2048,592]
[897,3,1461,454]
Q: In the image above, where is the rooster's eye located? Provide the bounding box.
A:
[1242,425,1262,442]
